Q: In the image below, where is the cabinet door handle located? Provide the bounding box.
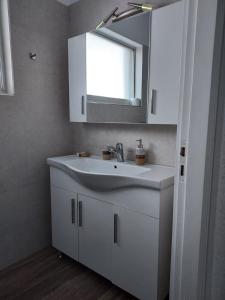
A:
[81,96,85,115]
[71,198,75,224]
[114,214,118,244]
[78,201,82,227]
[150,89,157,114]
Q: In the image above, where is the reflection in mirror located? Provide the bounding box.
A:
[86,12,150,107]
[86,32,135,100]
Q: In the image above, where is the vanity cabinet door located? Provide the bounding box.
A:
[78,194,113,280]
[51,187,78,260]
[112,207,159,300]
[148,1,184,125]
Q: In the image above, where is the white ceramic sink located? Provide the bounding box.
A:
[47,155,174,191]
[65,158,149,176]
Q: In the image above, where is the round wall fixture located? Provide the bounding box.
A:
[29,52,37,60]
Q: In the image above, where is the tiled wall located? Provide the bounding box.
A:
[0,0,73,269]
[72,123,177,166]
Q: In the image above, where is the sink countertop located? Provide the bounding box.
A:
[47,155,175,190]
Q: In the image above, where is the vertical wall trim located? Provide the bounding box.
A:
[170,0,198,298]
[0,0,14,95]
[170,0,218,299]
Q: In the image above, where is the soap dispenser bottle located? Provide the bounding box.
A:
[136,139,145,165]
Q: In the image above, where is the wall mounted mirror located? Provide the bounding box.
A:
[87,11,150,108]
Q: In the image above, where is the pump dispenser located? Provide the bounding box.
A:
[136,139,145,165]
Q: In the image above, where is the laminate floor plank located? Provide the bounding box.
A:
[0,248,137,300]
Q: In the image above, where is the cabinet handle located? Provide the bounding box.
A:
[150,89,157,114]
[114,214,118,244]
[78,201,82,227]
[81,96,85,115]
[71,198,75,224]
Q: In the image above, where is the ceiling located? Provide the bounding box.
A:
[57,0,80,6]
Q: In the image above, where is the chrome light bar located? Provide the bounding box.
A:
[96,3,154,29]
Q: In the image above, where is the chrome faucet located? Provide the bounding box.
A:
[107,143,125,162]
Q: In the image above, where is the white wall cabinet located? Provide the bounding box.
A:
[68,34,87,122]
[148,1,184,124]
[49,167,173,300]
[68,1,184,125]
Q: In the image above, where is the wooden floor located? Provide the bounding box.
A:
[0,248,137,300]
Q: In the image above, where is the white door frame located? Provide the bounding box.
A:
[0,0,14,95]
[170,0,219,299]
[202,1,225,298]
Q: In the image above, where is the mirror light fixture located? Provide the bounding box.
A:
[96,7,119,29]
[111,8,143,23]
[128,2,153,12]
[96,3,153,29]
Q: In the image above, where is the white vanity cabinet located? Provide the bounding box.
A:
[112,206,159,300]
[51,186,78,260]
[49,166,173,300]
[147,1,185,125]
[78,194,113,280]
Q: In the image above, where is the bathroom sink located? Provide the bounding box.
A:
[47,155,175,191]
[65,158,148,177]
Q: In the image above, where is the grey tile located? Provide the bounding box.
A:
[10,0,69,39]
[72,123,177,167]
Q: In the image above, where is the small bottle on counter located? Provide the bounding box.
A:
[102,150,111,160]
[136,139,145,165]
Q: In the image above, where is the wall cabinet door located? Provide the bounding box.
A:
[68,34,87,122]
[148,1,184,125]
[112,206,159,300]
[78,194,113,280]
[51,187,78,260]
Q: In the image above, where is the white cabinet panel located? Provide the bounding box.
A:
[112,206,159,300]
[148,1,184,124]
[49,167,173,300]
[78,194,113,280]
[51,187,78,260]
[68,34,87,122]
